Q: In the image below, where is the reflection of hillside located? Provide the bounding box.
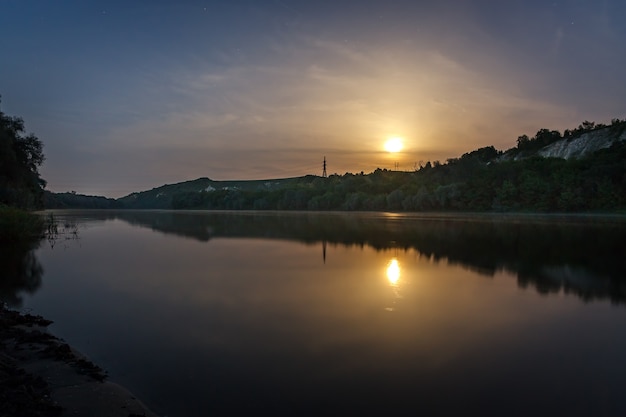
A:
[107,211,626,304]
[0,216,83,307]
[0,240,43,307]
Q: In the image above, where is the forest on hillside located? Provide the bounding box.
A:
[42,119,626,212]
[169,120,626,212]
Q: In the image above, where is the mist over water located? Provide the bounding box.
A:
[9,211,626,416]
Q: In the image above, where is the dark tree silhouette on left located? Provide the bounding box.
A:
[0,96,46,209]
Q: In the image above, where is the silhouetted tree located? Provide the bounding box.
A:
[0,99,46,209]
[580,120,595,131]
[517,134,530,150]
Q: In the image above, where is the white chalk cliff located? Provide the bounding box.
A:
[538,127,626,159]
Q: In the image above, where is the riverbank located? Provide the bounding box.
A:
[0,206,46,242]
[0,304,158,417]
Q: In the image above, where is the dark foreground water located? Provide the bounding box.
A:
[5,210,626,416]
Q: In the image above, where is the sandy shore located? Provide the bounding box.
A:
[0,304,159,417]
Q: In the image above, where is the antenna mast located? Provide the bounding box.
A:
[322,156,327,178]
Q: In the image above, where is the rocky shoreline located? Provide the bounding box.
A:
[0,304,158,417]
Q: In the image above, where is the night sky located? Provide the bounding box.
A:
[2,0,625,197]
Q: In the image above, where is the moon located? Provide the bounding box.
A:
[384,137,404,153]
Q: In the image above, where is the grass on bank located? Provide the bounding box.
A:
[0,205,47,242]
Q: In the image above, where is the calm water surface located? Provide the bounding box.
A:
[7,211,626,416]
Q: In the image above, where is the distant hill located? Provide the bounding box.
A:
[117,176,319,209]
[44,119,626,212]
[44,191,123,209]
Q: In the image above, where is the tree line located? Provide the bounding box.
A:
[170,120,626,212]
[6,101,622,214]
[0,99,46,210]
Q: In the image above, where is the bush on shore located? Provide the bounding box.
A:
[0,205,46,242]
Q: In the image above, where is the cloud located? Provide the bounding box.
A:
[97,29,578,162]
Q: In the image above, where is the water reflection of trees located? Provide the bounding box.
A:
[0,239,43,307]
[106,211,626,304]
[0,217,80,307]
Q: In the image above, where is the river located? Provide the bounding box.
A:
[7,210,626,416]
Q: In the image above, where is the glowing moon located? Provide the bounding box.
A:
[384,137,404,153]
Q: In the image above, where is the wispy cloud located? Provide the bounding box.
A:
[100,30,577,162]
